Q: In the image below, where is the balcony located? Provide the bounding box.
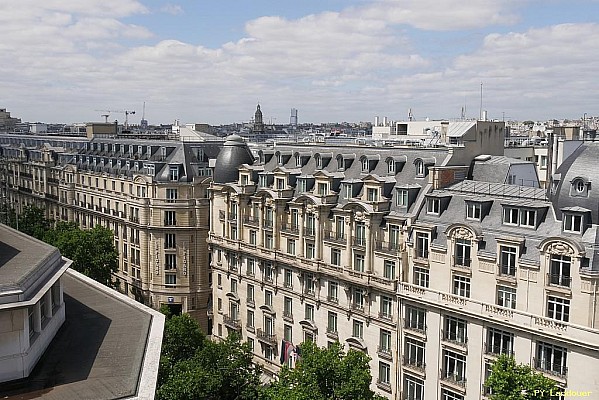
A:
[164,219,177,227]
[378,311,393,322]
[283,311,294,323]
[327,295,338,304]
[453,256,471,269]
[351,303,365,312]
[547,273,571,288]
[281,224,299,235]
[256,328,278,345]
[246,298,255,308]
[244,216,259,227]
[533,357,568,378]
[441,372,467,388]
[303,227,316,237]
[352,236,366,247]
[375,240,400,255]
[484,342,514,357]
[442,330,468,347]
[263,219,273,229]
[323,230,346,244]
[403,318,427,335]
[377,345,393,360]
[326,327,338,339]
[223,314,242,331]
[402,356,426,372]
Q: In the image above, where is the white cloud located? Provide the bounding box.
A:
[160,4,183,15]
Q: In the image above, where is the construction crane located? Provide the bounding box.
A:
[95,109,136,129]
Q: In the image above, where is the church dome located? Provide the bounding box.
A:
[213,135,254,183]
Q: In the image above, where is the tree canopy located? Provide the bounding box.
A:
[266,341,385,400]
[17,204,52,240]
[485,355,559,400]
[157,314,263,400]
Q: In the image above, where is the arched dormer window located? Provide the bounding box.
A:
[337,155,344,170]
[415,160,425,177]
[315,154,322,169]
[387,159,395,174]
[570,177,589,197]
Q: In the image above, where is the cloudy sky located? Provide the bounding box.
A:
[2,0,598,125]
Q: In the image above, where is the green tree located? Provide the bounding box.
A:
[44,222,118,287]
[157,315,263,400]
[485,355,559,399]
[18,205,51,239]
[266,341,384,400]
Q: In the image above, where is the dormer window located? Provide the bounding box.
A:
[295,154,301,167]
[240,174,249,185]
[466,202,482,220]
[315,155,322,169]
[361,158,368,172]
[344,184,353,199]
[387,160,395,174]
[276,178,285,190]
[317,182,327,196]
[259,175,268,188]
[575,180,585,193]
[169,165,179,181]
[427,198,440,215]
[337,156,344,170]
[563,213,583,233]
[415,160,425,177]
[298,179,307,193]
[396,189,408,207]
[503,206,536,228]
[277,153,282,165]
[367,188,378,202]
[125,160,130,169]
[570,178,589,197]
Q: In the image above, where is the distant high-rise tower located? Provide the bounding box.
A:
[290,108,298,127]
[254,104,264,133]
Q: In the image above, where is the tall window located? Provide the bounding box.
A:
[327,311,338,334]
[405,305,426,332]
[547,296,570,322]
[396,189,408,206]
[453,275,471,298]
[249,230,257,245]
[165,233,176,249]
[550,254,571,287]
[335,216,345,238]
[499,245,517,276]
[536,342,567,376]
[166,188,178,202]
[404,337,425,368]
[165,254,177,270]
[247,310,255,328]
[327,281,338,303]
[291,209,299,230]
[305,303,315,321]
[415,232,429,259]
[442,350,466,384]
[413,267,429,287]
[443,316,467,344]
[352,288,364,310]
[305,243,315,259]
[497,285,517,309]
[426,198,440,214]
[305,214,316,236]
[389,225,400,249]
[318,182,327,196]
[404,375,424,400]
[503,207,519,225]
[247,284,255,304]
[265,290,273,307]
[353,253,365,272]
[454,238,471,267]
[246,258,255,276]
[331,248,341,266]
[380,296,393,319]
[164,210,176,226]
[169,165,179,181]
[355,222,366,246]
[383,260,396,279]
[564,213,583,233]
[486,327,514,356]
[304,273,315,295]
[287,239,296,255]
[284,296,293,319]
[284,269,293,288]
[379,329,391,353]
[378,362,391,385]
[367,188,378,202]
[352,320,364,339]
[466,202,481,220]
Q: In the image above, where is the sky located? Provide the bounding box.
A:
[1,0,599,125]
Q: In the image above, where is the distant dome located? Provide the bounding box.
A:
[213,135,254,183]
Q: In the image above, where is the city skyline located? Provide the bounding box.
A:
[2,0,599,125]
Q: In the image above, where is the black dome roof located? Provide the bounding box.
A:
[213,135,254,183]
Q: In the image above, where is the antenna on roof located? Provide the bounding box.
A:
[479,82,483,121]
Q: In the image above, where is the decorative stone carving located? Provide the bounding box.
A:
[546,242,574,256]
[306,203,316,214]
[264,197,273,207]
[451,227,473,240]
[354,211,365,222]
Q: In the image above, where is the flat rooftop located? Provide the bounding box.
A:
[0,270,163,400]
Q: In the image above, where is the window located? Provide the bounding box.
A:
[249,230,257,245]
[486,327,514,356]
[413,267,429,288]
[520,209,536,227]
[442,350,466,384]
[335,216,345,238]
[574,179,585,193]
[165,273,177,286]
[387,160,395,174]
[246,258,255,276]
[297,179,307,192]
[353,253,365,272]
[165,233,176,249]
[503,206,519,225]
[166,188,178,202]
[499,245,517,276]
[549,254,571,287]
[264,345,274,361]
[284,269,293,288]
[389,225,400,249]
[169,165,179,181]
[405,305,426,332]
[305,214,315,236]
[497,285,517,309]
[426,198,440,214]
[264,208,273,228]
[536,342,567,376]
[164,210,176,226]
[415,232,429,259]
[378,362,391,385]
[317,182,327,196]
[453,275,471,297]
[247,284,255,304]
[331,248,341,266]
[352,287,364,310]
[454,238,471,268]
[344,184,352,199]
[305,242,315,259]
[231,279,237,294]
[259,175,267,187]
[305,303,315,321]
[380,296,393,319]
[327,281,338,303]
[352,320,364,339]
[284,325,293,342]
[287,239,296,255]
[564,213,583,233]
[383,260,395,279]
[415,160,425,177]
[247,310,255,328]
[547,296,570,322]
[404,337,425,368]
[404,375,424,400]
[441,389,464,400]
[355,222,366,246]
[265,290,273,307]
[304,273,315,295]
[165,254,177,270]
[291,209,299,230]
[396,189,408,207]
[367,188,378,201]
[304,331,314,343]
[276,178,285,190]
[327,311,338,334]
[264,262,274,283]
[443,316,467,344]
[361,158,368,171]
[379,329,391,354]
[265,233,274,249]
[284,297,293,319]
[466,202,481,220]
